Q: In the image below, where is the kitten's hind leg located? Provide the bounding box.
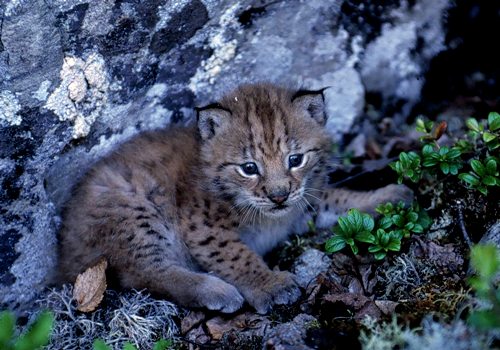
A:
[315,184,413,229]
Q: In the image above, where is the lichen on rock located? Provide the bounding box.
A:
[45,52,109,139]
[0,90,22,127]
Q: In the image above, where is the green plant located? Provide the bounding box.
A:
[376,201,431,239]
[416,118,447,145]
[325,208,375,255]
[367,229,402,260]
[458,157,500,195]
[0,311,53,350]
[466,112,500,151]
[421,144,463,175]
[93,338,173,350]
[325,202,431,260]
[468,244,500,330]
[391,112,500,197]
[390,151,422,184]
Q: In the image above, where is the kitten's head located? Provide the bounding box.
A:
[197,83,332,220]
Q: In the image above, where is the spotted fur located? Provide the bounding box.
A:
[58,83,412,314]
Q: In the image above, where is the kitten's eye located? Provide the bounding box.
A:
[240,162,259,176]
[288,154,304,168]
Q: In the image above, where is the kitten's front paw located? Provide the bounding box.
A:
[199,275,244,313]
[244,271,301,314]
[376,184,414,207]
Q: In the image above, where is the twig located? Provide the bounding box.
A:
[456,200,472,247]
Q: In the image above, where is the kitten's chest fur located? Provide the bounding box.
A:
[237,212,311,255]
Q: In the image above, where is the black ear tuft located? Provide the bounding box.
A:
[196,103,232,140]
[291,88,328,125]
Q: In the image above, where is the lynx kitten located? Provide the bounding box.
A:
[59,83,411,313]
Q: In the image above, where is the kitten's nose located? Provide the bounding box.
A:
[268,191,289,205]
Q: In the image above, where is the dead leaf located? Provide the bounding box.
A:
[73,258,108,312]
[205,312,269,340]
[181,311,206,334]
[323,293,390,320]
[412,237,464,272]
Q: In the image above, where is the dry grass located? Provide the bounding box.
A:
[37,285,180,350]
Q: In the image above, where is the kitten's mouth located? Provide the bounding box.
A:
[271,204,288,211]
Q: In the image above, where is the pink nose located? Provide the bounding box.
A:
[268,192,289,204]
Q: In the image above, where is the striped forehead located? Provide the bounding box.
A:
[241,96,292,160]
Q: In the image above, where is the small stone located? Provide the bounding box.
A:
[292,249,332,289]
[263,313,317,349]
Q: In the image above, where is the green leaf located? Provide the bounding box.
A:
[391,214,405,227]
[93,339,111,350]
[466,118,480,132]
[450,164,459,175]
[0,311,15,346]
[153,339,173,350]
[337,217,350,236]
[361,213,375,231]
[456,140,473,152]
[380,232,390,246]
[488,112,500,131]
[440,162,450,174]
[416,209,432,229]
[447,148,462,159]
[422,144,434,156]
[483,176,497,186]
[471,160,485,176]
[348,209,363,231]
[307,220,316,232]
[378,217,393,229]
[459,173,480,186]
[386,238,401,252]
[422,158,438,167]
[468,310,500,330]
[374,251,387,260]
[123,343,138,350]
[470,244,500,279]
[483,132,497,143]
[412,224,424,233]
[355,231,375,244]
[400,152,409,165]
[404,222,414,230]
[14,311,53,350]
[416,118,427,132]
[368,245,382,253]
[439,147,449,156]
[325,236,346,253]
[478,186,489,195]
[349,242,359,255]
[485,159,498,175]
[486,139,500,150]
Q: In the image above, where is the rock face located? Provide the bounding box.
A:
[0,0,449,311]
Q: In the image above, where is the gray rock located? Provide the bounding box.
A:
[292,249,332,289]
[479,220,500,248]
[263,313,317,350]
[0,0,450,311]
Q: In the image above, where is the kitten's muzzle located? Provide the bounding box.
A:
[267,191,289,205]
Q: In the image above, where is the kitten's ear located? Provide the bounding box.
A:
[292,89,328,126]
[196,103,232,140]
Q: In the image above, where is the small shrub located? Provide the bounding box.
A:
[468,244,500,330]
[390,151,422,184]
[325,202,431,260]
[0,311,53,350]
[390,112,500,197]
